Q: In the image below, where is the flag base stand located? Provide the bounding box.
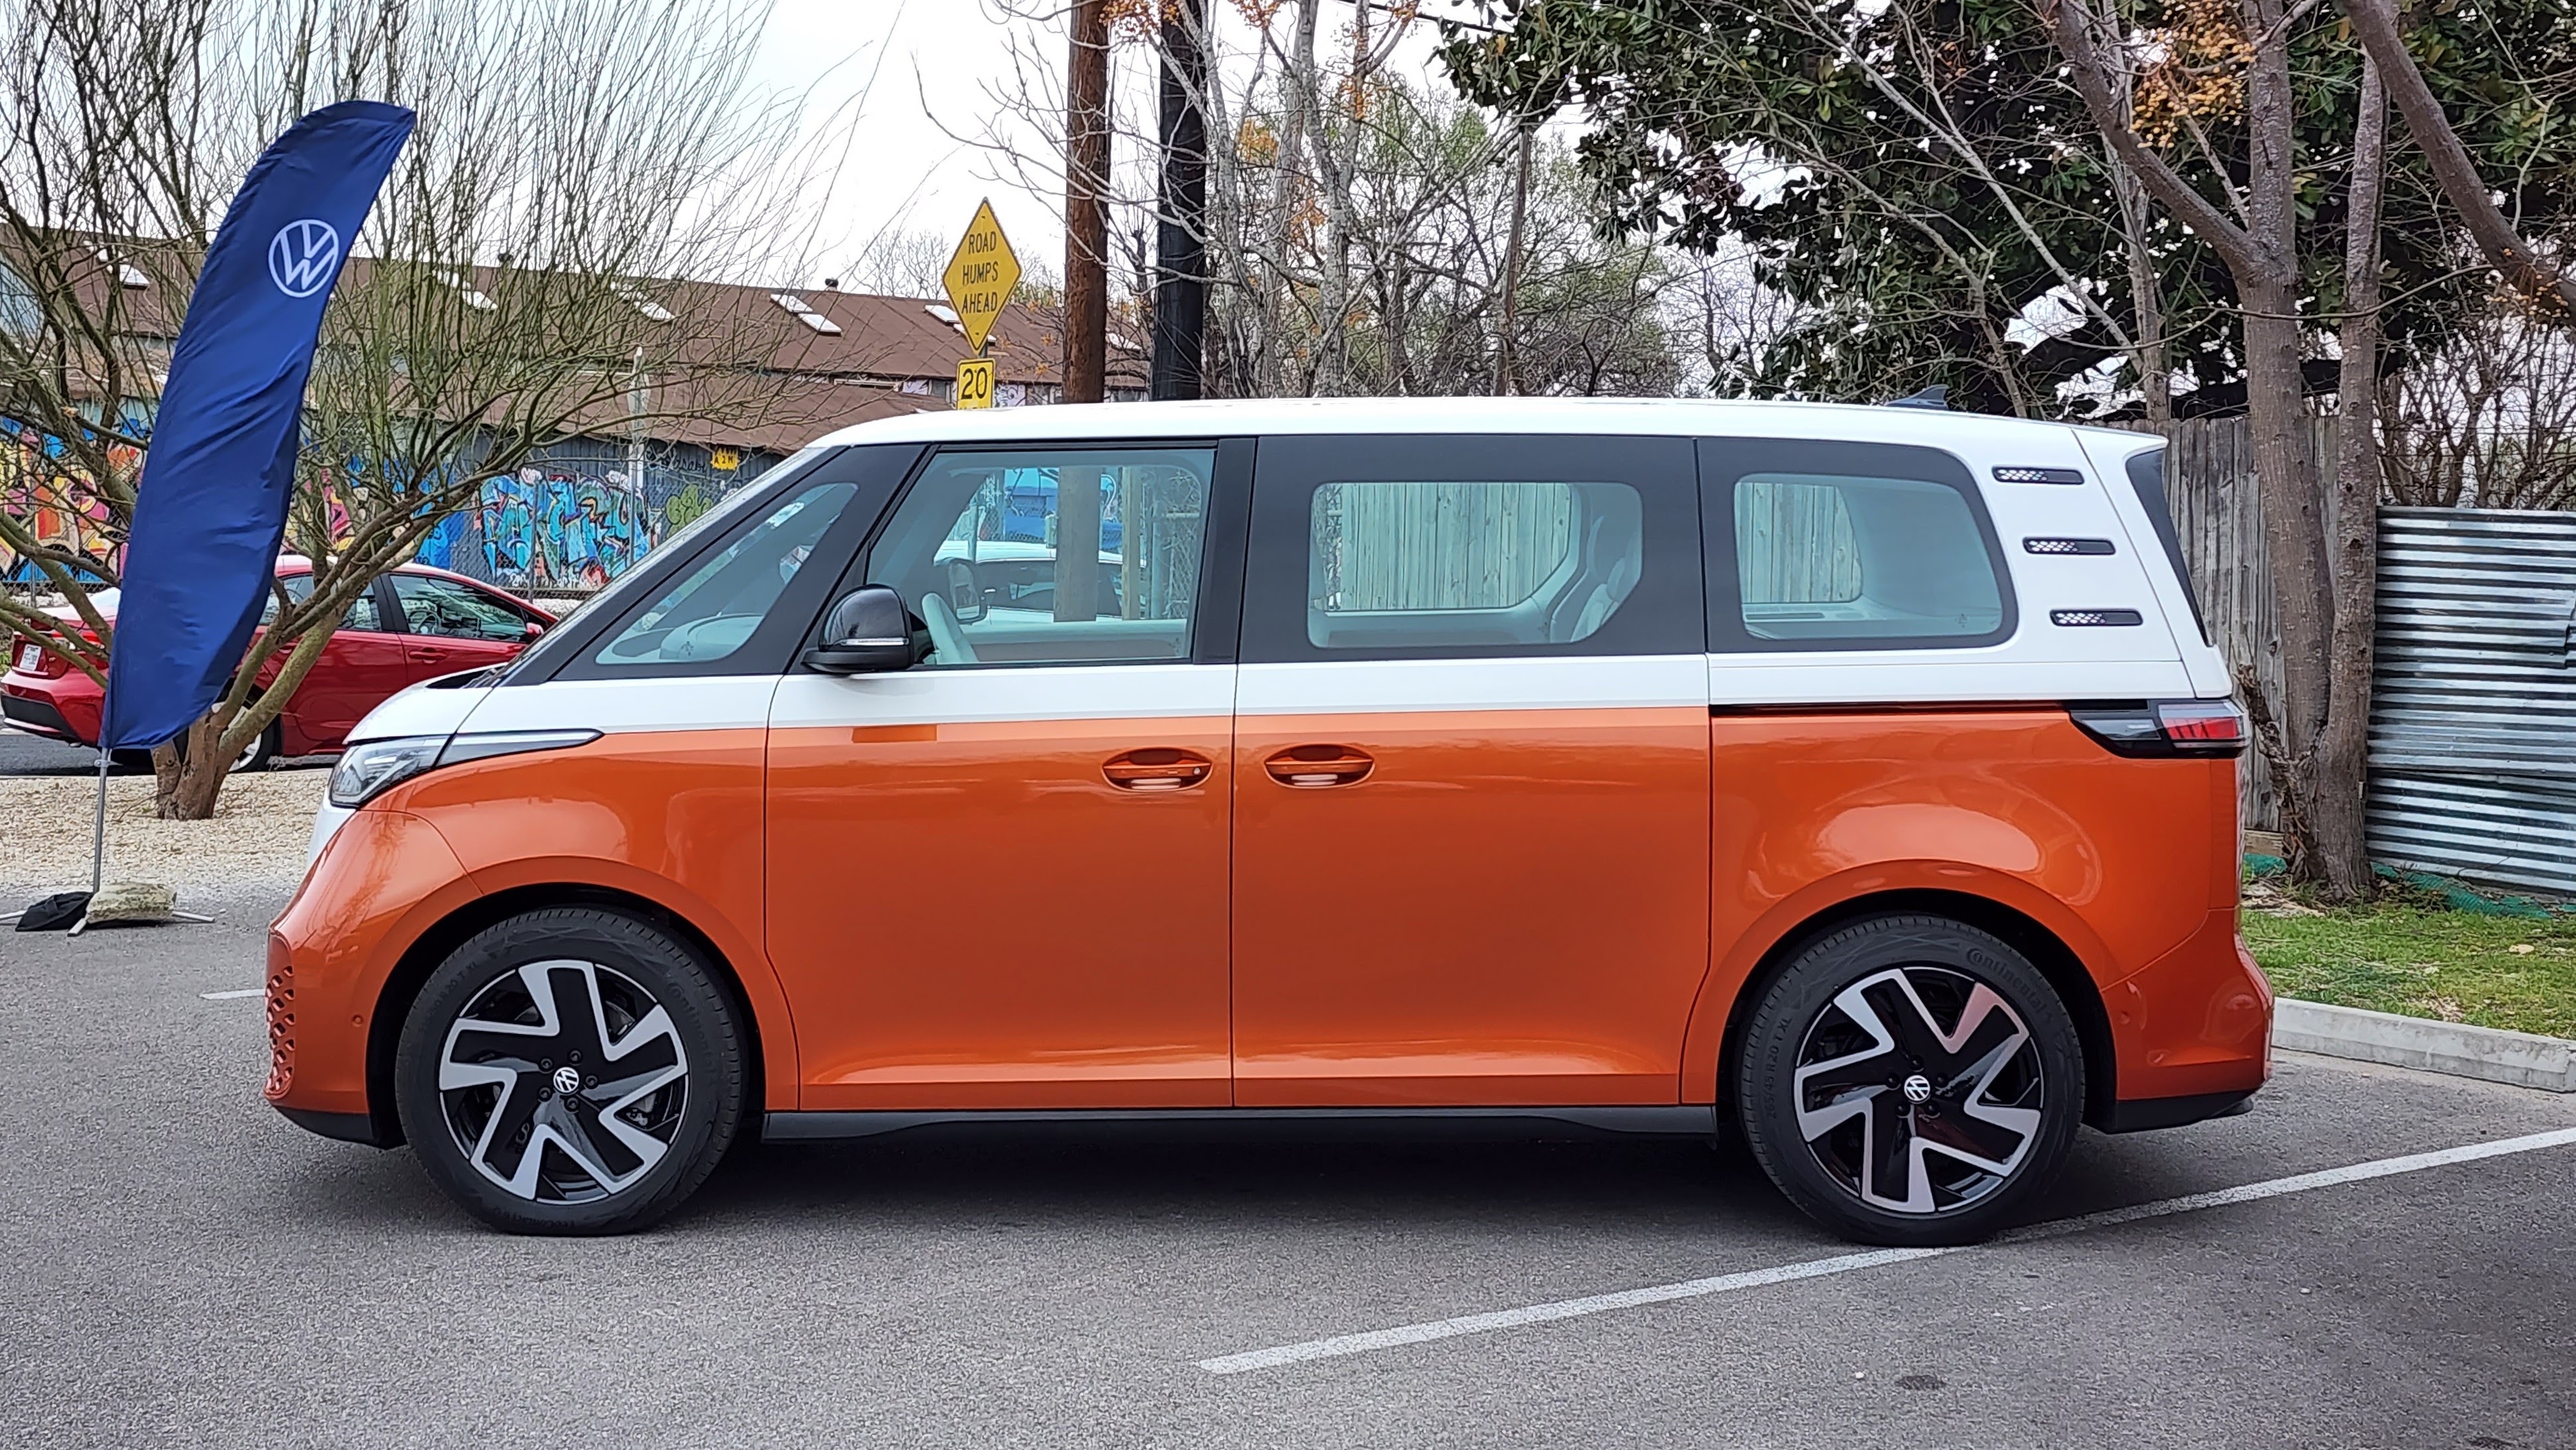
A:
[4,748,206,934]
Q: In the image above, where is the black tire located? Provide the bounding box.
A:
[395,908,744,1234]
[228,718,279,774]
[1735,915,2082,1246]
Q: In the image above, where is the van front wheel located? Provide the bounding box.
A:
[1735,915,2082,1247]
[395,908,744,1234]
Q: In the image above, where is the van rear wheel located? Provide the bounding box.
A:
[1735,915,2082,1246]
[395,908,744,1234]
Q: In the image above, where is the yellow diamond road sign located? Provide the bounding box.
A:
[942,199,1020,356]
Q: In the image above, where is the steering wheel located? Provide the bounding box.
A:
[921,590,977,665]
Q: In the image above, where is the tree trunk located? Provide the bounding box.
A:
[1260,1,1318,395]
[2107,148,2169,424]
[2307,52,2389,902]
[1495,125,1532,396]
[1063,0,1110,405]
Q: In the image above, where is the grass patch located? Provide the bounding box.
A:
[2243,901,2576,1039]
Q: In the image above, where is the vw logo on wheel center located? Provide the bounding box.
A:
[551,1066,582,1097]
[1901,1073,1934,1104]
[266,218,342,298]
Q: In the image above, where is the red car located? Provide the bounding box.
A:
[3,558,555,771]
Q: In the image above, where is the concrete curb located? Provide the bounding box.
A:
[2275,998,2576,1092]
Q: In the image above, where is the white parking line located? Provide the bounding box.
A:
[1197,1124,2576,1375]
[198,988,264,1000]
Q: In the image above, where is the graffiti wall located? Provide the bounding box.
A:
[6,417,778,592]
[415,439,778,591]
[1,420,136,584]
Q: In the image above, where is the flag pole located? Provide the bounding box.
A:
[89,746,109,895]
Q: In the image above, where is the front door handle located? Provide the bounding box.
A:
[1103,748,1212,791]
[406,648,447,664]
[1264,744,1375,787]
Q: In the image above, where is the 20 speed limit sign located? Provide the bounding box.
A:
[955,356,996,409]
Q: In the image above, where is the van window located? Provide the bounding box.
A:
[591,481,859,667]
[1704,440,2012,649]
[1307,480,1641,648]
[865,446,1215,667]
[1239,434,1702,663]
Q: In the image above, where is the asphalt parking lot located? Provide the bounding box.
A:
[0,730,103,775]
[5,886,2573,1449]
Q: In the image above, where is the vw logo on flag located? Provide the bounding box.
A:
[266,219,342,298]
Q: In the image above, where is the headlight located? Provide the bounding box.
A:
[329,736,443,807]
[328,729,600,808]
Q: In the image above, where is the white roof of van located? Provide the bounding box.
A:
[811,395,2158,453]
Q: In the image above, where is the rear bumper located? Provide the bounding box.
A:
[1,684,91,744]
[2104,907,2275,1104]
[2098,1087,2259,1134]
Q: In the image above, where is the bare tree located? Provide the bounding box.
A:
[0,0,837,819]
[2380,297,2576,509]
[846,227,955,298]
[957,1,1682,401]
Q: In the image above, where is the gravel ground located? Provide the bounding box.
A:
[0,767,325,892]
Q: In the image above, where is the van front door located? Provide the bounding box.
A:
[1230,434,1712,1106]
[766,441,1245,1110]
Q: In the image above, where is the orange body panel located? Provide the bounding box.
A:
[1231,706,1712,1106]
[1675,709,2258,1104]
[273,704,2265,1132]
[766,716,1234,1109]
[394,728,793,1105]
[265,728,803,1118]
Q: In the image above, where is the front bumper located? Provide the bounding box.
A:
[266,807,480,1145]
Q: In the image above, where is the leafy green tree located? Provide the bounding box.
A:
[1441,0,2576,417]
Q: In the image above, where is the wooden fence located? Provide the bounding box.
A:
[2149,415,2343,832]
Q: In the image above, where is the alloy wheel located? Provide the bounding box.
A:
[436,959,690,1203]
[1790,964,2045,1215]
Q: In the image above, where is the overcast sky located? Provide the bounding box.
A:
[745,1,1467,292]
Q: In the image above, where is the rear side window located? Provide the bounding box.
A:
[1308,480,1641,648]
[1240,434,1702,662]
[1703,439,2015,651]
[2122,446,2209,644]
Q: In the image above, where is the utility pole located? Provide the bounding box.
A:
[1150,0,1208,401]
[1063,0,1109,405]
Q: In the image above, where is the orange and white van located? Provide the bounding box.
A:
[267,398,2269,1243]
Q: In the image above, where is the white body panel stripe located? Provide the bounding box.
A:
[1237,655,1708,716]
[345,680,495,746]
[770,663,1237,728]
[460,675,783,736]
[1706,655,2197,706]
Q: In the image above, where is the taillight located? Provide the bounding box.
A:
[2067,699,2248,758]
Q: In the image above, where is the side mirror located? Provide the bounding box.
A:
[803,584,925,675]
[942,557,985,624]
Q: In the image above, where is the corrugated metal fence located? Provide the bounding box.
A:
[2153,416,2576,894]
[2366,507,2576,894]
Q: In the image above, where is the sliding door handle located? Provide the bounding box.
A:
[1103,748,1212,791]
[1264,745,1374,787]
